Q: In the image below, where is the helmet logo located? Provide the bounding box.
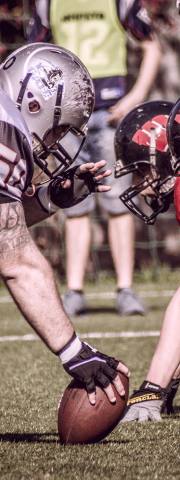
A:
[29,62,63,100]
[132,115,169,153]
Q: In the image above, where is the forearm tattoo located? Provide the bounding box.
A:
[0,201,30,259]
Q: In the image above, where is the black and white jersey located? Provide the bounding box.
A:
[0,89,34,202]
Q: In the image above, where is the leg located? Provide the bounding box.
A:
[62,121,96,316]
[63,195,95,316]
[96,110,145,315]
[108,213,135,288]
[65,215,91,290]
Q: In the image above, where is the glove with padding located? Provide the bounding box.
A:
[161,377,180,415]
[59,333,121,393]
[120,380,167,423]
[49,164,100,209]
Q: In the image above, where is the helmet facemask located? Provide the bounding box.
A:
[118,163,175,225]
[32,124,86,180]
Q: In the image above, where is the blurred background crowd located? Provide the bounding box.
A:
[0,0,180,282]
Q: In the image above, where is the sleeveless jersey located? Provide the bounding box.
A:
[29,0,153,108]
[50,0,127,79]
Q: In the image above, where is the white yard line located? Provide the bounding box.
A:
[0,331,160,342]
[0,290,175,304]
[0,288,171,342]
[85,290,175,299]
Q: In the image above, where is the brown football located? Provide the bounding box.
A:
[58,372,129,444]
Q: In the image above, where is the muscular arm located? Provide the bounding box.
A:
[0,201,74,352]
[0,200,130,404]
[22,191,53,227]
[23,160,112,226]
[130,36,161,103]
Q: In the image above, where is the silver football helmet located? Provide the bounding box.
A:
[0,43,95,179]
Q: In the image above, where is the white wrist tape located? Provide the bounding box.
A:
[36,185,59,214]
[59,336,82,364]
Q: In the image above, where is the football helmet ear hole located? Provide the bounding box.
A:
[29,100,40,113]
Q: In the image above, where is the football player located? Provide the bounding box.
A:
[0,42,130,406]
[114,98,180,420]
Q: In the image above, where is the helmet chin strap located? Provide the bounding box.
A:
[149,127,157,167]
[149,128,160,183]
[16,73,32,110]
[53,84,63,127]
[32,132,71,179]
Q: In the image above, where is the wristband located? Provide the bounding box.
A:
[58,334,82,364]
[36,185,59,214]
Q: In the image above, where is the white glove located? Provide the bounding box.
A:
[121,399,163,422]
[120,381,166,423]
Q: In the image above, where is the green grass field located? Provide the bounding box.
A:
[0,269,179,480]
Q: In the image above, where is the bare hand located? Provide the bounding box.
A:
[108,94,140,127]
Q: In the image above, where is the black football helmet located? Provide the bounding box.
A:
[167,97,180,175]
[114,101,175,225]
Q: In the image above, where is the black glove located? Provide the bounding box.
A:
[59,334,119,393]
[49,165,100,209]
[161,378,180,414]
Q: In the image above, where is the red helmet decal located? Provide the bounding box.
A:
[132,114,169,152]
[175,113,180,124]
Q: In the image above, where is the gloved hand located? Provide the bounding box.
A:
[161,377,180,414]
[120,380,167,422]
[50,160,111,209]
[58,333,129,404]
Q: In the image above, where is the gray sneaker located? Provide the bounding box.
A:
[63,290,87,316]
[116,288,145,316]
